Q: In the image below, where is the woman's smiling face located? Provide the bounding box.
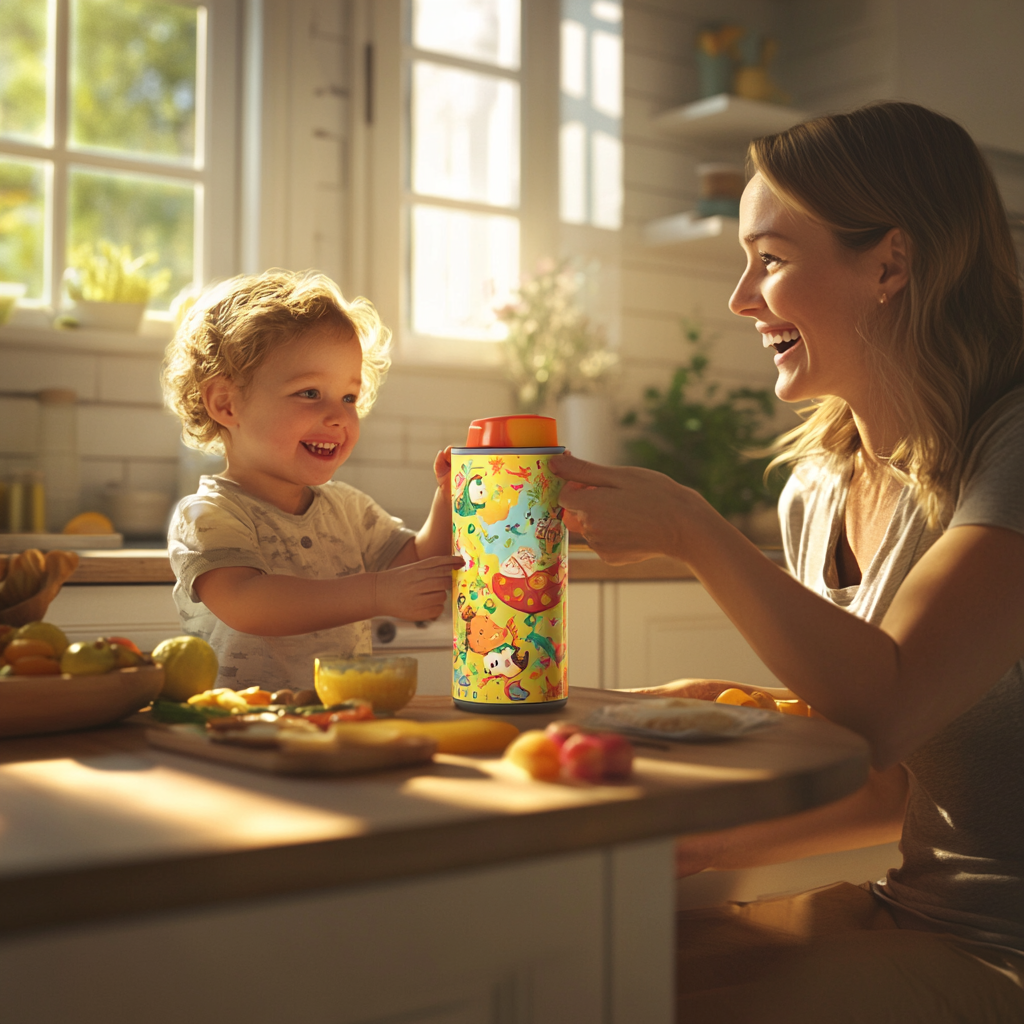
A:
[729,173,881,407]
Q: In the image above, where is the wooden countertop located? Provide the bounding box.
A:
[63,547,784,584]
[0,688,868,936]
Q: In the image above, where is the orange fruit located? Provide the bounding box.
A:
[62,511,115,534]
[715,687,777,711]
[3,638,55,664]
[9,655,62,675]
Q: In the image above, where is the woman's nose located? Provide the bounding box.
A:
[729,264,763,319]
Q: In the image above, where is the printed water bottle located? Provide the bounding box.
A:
[451,415,568,713]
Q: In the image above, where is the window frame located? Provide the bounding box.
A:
[359,0,559,368]
[0,0,240,342]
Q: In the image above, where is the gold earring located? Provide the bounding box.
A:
[879,293,887,306]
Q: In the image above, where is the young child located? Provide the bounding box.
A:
[161,270,461,690]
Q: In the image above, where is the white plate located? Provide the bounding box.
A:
[0,664,163,738]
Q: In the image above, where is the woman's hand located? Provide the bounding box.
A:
[550,452,715,565]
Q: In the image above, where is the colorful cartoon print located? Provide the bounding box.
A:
[452,451,567,706]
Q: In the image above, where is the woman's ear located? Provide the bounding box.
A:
[877,227,909,298]
[202,377,241,429]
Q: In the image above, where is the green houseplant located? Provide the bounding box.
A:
[622,320,786,523]
[61,240,171,331]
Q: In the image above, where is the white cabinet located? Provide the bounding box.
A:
[569,578,779,692]
[47,583,181,651]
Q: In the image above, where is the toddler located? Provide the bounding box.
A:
[161,270,460,690]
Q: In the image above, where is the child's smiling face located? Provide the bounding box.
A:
[211,324,363,512]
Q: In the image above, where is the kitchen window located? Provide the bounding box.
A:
[0,0,238,324]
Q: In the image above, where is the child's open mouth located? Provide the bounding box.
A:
[765,329,801,355]
[302,441,339,458]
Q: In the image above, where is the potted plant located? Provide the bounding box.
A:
[496,260,619,462]
[61,240,171,332]
[621,319,786,542]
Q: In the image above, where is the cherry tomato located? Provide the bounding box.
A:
[302,705,376,730]
[106,636,142,656]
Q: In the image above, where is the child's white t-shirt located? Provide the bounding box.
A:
[167,475,416,690]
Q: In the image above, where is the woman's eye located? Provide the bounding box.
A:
[759,251,781,267]
[297,389,320,399]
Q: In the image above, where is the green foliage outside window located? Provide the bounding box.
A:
[622,321,787,519]
[0,0,48,142]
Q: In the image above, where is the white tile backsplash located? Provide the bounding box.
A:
[97,355,165,404]
[0,347,99,397]
[125,459,179,494]
[352,415,405,463]
[79,405,181,458]
[0,397,41,455]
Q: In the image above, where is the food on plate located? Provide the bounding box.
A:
[592,698,755,736]
[505,724,635,782]
[504,729,562,780]
[13,621,69,657]
[716,687,778,711]
[341,717,520,754]
[0,548,80,627]
[151,635,219,701]
[62,511,116,534]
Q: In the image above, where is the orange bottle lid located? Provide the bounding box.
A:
[463,415,559,448]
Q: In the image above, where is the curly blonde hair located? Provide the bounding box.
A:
[753,103,1024,525]
[162,270,391,453]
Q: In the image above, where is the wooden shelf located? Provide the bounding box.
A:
[643,211,742,259]
[654,93,810,146]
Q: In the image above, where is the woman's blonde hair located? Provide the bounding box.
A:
[162,270,391,453]
[753,102,1024,524]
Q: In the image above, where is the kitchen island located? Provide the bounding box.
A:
[0,688,868,1024]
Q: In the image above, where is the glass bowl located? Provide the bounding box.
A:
[314,654,418,714]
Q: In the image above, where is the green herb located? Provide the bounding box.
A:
[149,699,232,725]
[622,320,786,518]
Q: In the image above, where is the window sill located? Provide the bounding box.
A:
[0,307,173,355]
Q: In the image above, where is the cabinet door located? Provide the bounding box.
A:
[47,584,181,651]
[610,580,781,691]
[567,580,603,689]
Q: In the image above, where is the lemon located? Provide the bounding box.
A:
[152,635,219,701]
[62,511,116,534]
[14,621,70,657]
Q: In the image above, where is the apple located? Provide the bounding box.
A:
[544,721,582,750]
[559,733,607,782]
[60,640,118,676]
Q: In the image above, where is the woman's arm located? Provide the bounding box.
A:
[553,455,1024,768]
[674,763,908,877]
[193,555,461,636]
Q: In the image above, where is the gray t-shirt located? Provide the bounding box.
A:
[780,397,1024,952]
[168,475,415,690]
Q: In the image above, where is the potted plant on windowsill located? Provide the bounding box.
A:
[59,241,171,332]
[496,259,620,463]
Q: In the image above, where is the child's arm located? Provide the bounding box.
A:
[193,554,462,636]
[389,448,453,566]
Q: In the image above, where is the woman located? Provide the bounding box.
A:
[552,102,1024,1021]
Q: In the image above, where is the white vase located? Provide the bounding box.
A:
[556,393,618,465]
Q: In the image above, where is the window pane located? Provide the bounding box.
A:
[559,121,585,224]
[0,157,47,298]
[591,130,621,230]
[0,0,50,143]
[68,167,194,309]
[411,204,518,341]
[412,61,519,208]
[412,0,520,70]
[70,0,199,163]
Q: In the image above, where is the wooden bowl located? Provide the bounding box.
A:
[0,664,164,739]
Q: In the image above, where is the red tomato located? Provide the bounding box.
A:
[302,705,377,730]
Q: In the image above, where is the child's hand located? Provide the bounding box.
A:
[374,554,462,621]
[433,447,453,498]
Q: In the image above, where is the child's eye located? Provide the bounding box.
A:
[759,251,782,267]
[343,393,358,404]
[297,389,320,399]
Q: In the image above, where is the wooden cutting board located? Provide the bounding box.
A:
[146,724,437,776]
